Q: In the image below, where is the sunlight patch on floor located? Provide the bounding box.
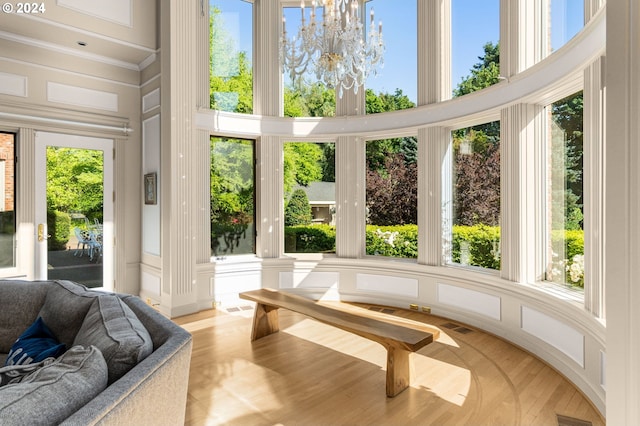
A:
[282,318,471,407]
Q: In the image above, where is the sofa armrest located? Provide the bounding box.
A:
[61,297,193,426]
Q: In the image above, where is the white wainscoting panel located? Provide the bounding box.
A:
[437,283,502,320]
[58,0,132,26]
[356,273,419,298]
[213,271,262,306]
[141,270,161,297]
[521,305,585,367]
[0,72,27,97]
[142,88,160,113]
[47,82,118,112]
[280,271,339,289]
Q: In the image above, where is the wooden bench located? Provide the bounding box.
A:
[239,288,439,397]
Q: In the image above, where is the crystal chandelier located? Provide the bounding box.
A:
[280,0,384,98]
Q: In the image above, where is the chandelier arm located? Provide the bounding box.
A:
[281,0,384,98]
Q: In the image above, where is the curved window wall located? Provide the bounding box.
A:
[207,0,600,299]
[204,0,605,413]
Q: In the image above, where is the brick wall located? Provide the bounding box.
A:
[0,133,15,212]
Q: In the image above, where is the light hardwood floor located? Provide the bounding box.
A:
[174,302,605,426]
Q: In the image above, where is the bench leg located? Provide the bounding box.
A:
[386,347,411,397]
[251,303,280,341]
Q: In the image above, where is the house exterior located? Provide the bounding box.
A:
[294,182,336,225]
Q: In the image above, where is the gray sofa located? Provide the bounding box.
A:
[0,280,192,425]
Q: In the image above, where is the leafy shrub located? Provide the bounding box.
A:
[285,189,312,226]
[451,224,501,269]
[551,230,584,261]
[282,224,585,287]
[285,225,335,253]
[47,210,70,251]
[365,225,418,258]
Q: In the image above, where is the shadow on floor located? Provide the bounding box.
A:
[47,249,102,288]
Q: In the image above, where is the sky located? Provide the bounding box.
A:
[213,0,584,104]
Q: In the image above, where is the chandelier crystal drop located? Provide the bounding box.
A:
[280,0,385,98]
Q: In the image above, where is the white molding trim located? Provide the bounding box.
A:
[0,30,140,71]
[0,111,132,134]
[0,57,140,89]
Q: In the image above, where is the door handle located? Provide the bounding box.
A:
[37,223,50,242]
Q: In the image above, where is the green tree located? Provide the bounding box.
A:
[284,81,336,118]
[453,42,501,97]
[550,92,584,230]
[210,6,253,113]
[210,138,254,225]
[285,189,312,226]
[46,147,104,220]
[364,88,417,172]
[283,142,325,195]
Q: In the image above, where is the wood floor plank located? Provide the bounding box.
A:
[175,304,605,426]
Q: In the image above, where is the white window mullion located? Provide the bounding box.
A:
[583,56,605,318]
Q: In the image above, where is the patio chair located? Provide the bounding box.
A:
[74,227,101,260]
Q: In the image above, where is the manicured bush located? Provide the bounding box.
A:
[451,224,501,269]
[285,224,335,253]
[285,189,312,226]
[551,229,584,261]
[281,224,584,287]
[47,210,70,251]
[365,225,418,258]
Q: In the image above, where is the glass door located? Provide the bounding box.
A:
[35,132,113,290]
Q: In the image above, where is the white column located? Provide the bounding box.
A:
[158,0,209,316]
[500,104,540,283]
[500,0,544,78]
[254,0,281,117]
[335,135,365,258]
[582,0,605,319]
[418,126,447,265]
[417,0,451,105]
[583,55,605,317]
[605,0,640,423]
[256,135,284,258]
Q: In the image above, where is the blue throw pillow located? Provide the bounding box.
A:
[4,317,66,366]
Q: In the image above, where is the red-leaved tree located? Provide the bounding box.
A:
[366,154,417,225]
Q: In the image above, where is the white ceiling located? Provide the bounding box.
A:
[0,0,157,70]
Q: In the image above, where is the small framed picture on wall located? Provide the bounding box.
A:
[144,172,157,205]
